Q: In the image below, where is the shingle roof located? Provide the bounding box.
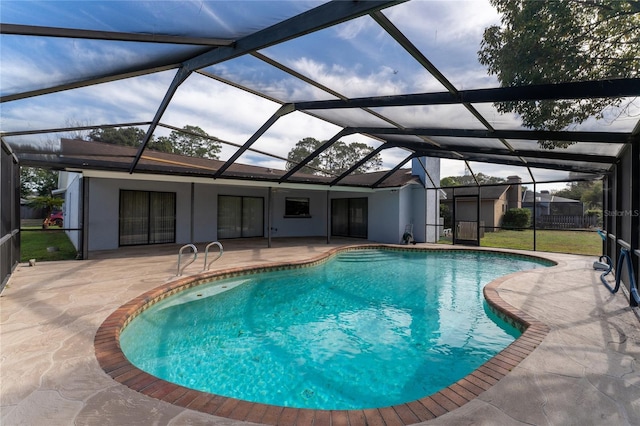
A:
[29,138,420,189]
[441,186,509,200]
[522,189,581,204]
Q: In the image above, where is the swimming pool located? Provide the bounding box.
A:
[118,247,551,410]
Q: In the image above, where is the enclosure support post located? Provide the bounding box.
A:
[533,182,537,252]
[603,175,611,259]
[452,188,456,246]
[326,190,331,244]
[82,177,90,260]
[615,154,623,296]
[267,187,272,249]
[190,182,195,244]
[476,189,480,246]
[630,142,639,307]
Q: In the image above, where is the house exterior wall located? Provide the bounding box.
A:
[84,177,407,250]
[269,189,328,238]
[480,200,496,229]
[192,183,217,243]
[484,194,508,231]
[492,196,507,229]
[453,199,477,222]
[192,184,280,243]
[86,178,193,251]
[453,199,500,229]
[73,157,440,251]
[368,190,400,243]
[61,172,82,250]
[411,185,426,242]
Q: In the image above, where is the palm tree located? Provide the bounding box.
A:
[26,196,64,228]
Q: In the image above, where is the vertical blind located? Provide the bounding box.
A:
[119,190,175,246]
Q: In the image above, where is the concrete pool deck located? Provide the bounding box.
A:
[1,238,639,425]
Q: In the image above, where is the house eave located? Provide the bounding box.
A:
[76,168,407,193]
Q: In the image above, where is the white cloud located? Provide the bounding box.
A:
[0,0,623,184]
[335,15,374,40]
[382,0,501,89]
[291,57,409,97]
[385,0,500,45]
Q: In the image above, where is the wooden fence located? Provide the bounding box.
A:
[538,214,600,229]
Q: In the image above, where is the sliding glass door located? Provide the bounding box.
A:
[331,197,368,238]
[217,195,264,239]
[119,190,176,246]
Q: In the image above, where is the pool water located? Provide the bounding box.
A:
[120,249,549,409]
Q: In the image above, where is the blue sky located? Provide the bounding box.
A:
[1,1,634,186]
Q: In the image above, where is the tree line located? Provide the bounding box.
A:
[89,126,382,176]
[21,126,382,197]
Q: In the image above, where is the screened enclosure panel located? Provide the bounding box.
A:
[383,1,501,90]
[302,108,397,129]
[202,55,340,103]
[0,1,321,38]
[429,136,509,150]
[0,71,174,134]
[371,105,489,130]
[506,140,625,157]
[259,14,450,99]
[0,36,203,97]
[2,0,637,209]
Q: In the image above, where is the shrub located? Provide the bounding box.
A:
[503,208,531,229]
[585,209,603,227]
[585,209,602,219]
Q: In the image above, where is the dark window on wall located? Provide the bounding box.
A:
[284,197,310,217]
[119,190,176,246]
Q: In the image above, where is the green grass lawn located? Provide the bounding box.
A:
[440,229,602,256]
[482,229,601,255]
[20,225,78,262]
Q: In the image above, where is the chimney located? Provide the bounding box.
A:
[411,157,440,188]
[506,175,522,209]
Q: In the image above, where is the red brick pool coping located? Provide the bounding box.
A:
[94,245,553,425]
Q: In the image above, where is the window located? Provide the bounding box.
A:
[284,197,310,217]
[119,190,175,246]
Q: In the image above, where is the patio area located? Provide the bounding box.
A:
[1,239,639,425]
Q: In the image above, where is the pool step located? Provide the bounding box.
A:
[336,250,393,262]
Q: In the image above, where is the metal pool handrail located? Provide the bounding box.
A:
[177,244,198,276]
[203,241,223,271]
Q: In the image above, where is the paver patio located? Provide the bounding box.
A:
[1,239,638,425]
